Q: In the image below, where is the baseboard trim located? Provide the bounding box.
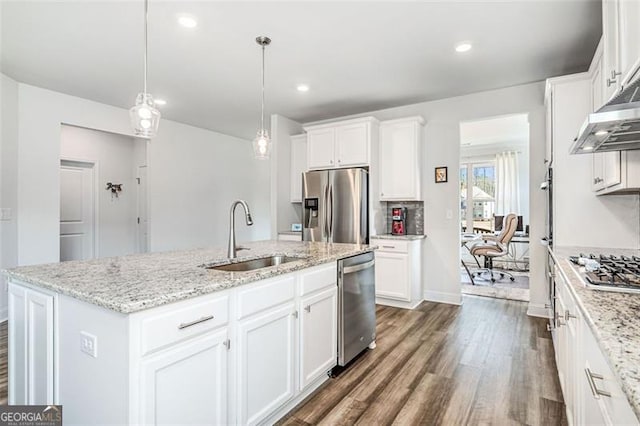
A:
[423,290,462,306]
[375,297,422,310]
[527,303,550,318]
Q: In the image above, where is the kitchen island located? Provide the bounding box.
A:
[549,246,640,425]
[4,240,374,425]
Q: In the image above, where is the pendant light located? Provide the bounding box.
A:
[129,0,160,138]
[253,36,272,160]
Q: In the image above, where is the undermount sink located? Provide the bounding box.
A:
[204,255,304,272]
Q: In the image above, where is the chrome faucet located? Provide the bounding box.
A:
[228,200,253,258]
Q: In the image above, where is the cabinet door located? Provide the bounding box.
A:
[237,303,296,425]
[603,151,622,188]
[9,284,55,405]
[140,329,228,425]
[290,135,307,202]
[380,122,420,200]
[336,122,369,167]
[603,0,621,101]
[593,154,605,191]
[618,0,640,86]
[307,128,335,170]
[299,287,337,389]
[374,251,410,301]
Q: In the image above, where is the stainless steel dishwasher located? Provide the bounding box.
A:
[337,251,376,366]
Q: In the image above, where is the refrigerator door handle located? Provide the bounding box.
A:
[329,184,334,239]
[323,184,330,240]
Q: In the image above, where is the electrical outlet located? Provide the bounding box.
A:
[80,331,98,358]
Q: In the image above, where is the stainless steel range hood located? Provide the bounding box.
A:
[570,78,640,154]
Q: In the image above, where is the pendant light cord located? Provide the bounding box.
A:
[143,0,148,95]
[261,43,265,132]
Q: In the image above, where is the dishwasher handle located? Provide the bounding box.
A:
[342,259,375,274]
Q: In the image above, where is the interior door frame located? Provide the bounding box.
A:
[60,157,100,259]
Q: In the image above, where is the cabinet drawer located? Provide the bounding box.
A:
[141,295,229,355]
[237,275,296,320]
[300,263,336,296]
[371,239,409,253]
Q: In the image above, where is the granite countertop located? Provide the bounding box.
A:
[371,234,426,241]
[550,246,640,419]
[2,240,373,315]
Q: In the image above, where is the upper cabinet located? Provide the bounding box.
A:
[601,0,640,104]
[379,117,425,201]
[290,134,307,203]
[304,117,379,170]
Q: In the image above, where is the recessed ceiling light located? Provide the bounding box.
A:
[177,14,197,28]
[583,146,594,151]
[455,42,472,53]
[154,99,167,106]
[296,84,310,92]
[595,130,609,136]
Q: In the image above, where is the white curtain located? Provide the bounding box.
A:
[495,151,520,215]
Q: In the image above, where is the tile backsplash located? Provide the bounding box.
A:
[383,201,424,235]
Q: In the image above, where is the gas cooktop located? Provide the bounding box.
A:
[569,253,640,293]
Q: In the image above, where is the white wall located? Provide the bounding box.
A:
[551,75,640,249]
[8,80,270,266]
[0,74,19,320]
[304,82,547,310]
[60,125,145,258]
[270,114,303,237]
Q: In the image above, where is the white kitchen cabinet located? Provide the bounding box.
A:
[8,282,55,405]
[237,302,296,425]
[299,287,337,389]
[290,134,307,202]
[139,329,229,426]
[603,0,621,101]
[371,238,422,309]
[305,117,378,170]
[379,117,424,201]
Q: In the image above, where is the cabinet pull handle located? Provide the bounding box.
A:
[292,310,298,319]
[304,305,311,313]
[565,310,577,321]
[178,315,214,330]
[223,339,231,350]
[382,245,395,249]
[585,368,612,399]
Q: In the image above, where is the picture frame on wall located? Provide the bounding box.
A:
[435,166,448,183]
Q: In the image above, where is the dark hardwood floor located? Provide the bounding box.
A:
[280,295,566,426]
[0,297,565,424]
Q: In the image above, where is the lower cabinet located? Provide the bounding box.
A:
[236,302,296,425]
[371,238,422,309]
[8,283,55,405]
[299,287,337,389]
[552,263,639,425]
[139,328,229,425]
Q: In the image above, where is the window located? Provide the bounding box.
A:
[460,162,496,232]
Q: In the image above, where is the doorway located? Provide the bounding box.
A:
[60,160,96,261]
[459,113,530,302]
[59,124,148,261]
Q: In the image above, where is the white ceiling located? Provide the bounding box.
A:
[1,1,601,140]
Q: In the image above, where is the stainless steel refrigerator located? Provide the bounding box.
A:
[302,167,374,368]
[302,168,369,244]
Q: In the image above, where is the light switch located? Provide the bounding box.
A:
[446,209,453,220]
[0,208,12,221]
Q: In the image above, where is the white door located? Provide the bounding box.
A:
[299,287,337,389]
[60,161,95,261]
[336,122,369,167]
[140,329,228,425]
[307,128,335,169]
[136,165,149,253]
[374,252,410,301]
[237,303,296,425]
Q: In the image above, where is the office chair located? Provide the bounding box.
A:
[469,213,518,282]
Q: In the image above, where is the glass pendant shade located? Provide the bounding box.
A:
[130,93,161,138]
[253,129,271,160]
